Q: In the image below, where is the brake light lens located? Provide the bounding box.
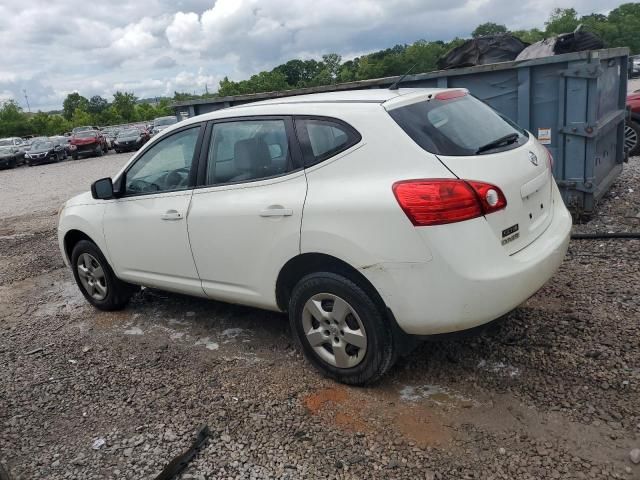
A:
[392,179,507,226]
[434,90,467,101]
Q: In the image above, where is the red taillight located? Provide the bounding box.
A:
[434,90,467,101]
[392,179,507,226]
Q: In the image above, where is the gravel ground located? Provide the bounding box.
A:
[0,152,639,479]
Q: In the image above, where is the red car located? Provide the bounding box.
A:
[626,91,640,156]
[70,130,108,159]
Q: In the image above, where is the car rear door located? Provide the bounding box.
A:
[187,117,307,309]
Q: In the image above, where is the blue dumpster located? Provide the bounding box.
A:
[173,47,630,215]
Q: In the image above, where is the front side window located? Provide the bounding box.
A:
[206,119,292,185]
[295,118,361,166]
[125,126,200,195]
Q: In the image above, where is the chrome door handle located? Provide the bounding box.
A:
[259,207,293,217]
[160,210,183,221]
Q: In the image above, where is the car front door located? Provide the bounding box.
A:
[103,124,206,296]
[187,117,307,309]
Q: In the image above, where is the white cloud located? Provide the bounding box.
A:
[0,0,626,110]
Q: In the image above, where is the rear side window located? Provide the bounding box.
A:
[206,119,293,185]
[295,117,361,166]
[388,93,527,156]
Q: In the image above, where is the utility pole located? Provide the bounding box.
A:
[23,89,31,113]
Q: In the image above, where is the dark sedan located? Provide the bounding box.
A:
[25,140,65,166]
[113,128,148,153]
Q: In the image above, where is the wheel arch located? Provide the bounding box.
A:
[275,252,386,313]
[63,229,98,264]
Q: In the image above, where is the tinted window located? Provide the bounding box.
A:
[125,127,200,195]
[295,118,360,165]
[206,119,292,185]
[388,93,527,156]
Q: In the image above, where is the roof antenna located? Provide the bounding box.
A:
[389,63,418,90]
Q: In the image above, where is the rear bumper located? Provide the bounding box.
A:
[364,183,572,335]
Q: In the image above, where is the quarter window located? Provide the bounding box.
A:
[125,126,200,195]
[206,119,292,185]
[295,118,361,166]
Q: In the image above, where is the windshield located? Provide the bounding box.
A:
[75,131,96,139]
[388,92,528,156]
[0,139,13,147]
[154,117,177,127]
[33,141,54,150]
[118,129,140,137]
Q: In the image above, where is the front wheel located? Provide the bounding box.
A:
[72,153,78,160]
[95,146,103,157]
[289,272,396,385]
[71,240,135,310]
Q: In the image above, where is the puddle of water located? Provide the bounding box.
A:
[221,328,245,338]
[399,384,476,407]
[124,326,143,336]
[195,337,219,350]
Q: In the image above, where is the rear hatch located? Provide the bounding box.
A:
[385,89,554,254]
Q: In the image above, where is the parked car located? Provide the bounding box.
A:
[151,116,177,136]
[25,140,65,166]
[72,125,100,135]
[49,136,72,158]
[0,137,27,169]
[58,88,572,385]
[101,128,118,150]
[629,55,640,78]
[113,128,148,153]
[70,130,108,159]
[625,91,640,157]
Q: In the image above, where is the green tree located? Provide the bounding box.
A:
[87,95,108,115]
[472,22,508,38]
[545,8,580,35]
[0,100,30,137]
[70,108,93,128]
[62,93,89,121]
[112,91,138,122]
[606,3,640,54]
[511,28,545,44]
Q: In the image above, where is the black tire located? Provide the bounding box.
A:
[625,120,640,157]
[95,146,103,157]
[8,158,16,169]
[71,240,134,311]
[289,272,396,385]
[72,153,78,160]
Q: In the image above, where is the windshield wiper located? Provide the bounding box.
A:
[475,133,520,154]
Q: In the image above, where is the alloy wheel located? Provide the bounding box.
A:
[76,253,108,301]
[624,124,638,152]
[302,293,367,368]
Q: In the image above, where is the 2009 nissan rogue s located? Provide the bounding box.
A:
[58,88,572,384]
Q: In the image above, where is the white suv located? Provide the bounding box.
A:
[58,88,572,384]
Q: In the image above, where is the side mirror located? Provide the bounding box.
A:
[91,177,114,200]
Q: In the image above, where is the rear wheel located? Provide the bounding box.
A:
[95,146,103,157]
[8,158,16,169]
[71,240,134,311]
[72,153,78,160]
[625,121,640,157]
[289,272,396,385]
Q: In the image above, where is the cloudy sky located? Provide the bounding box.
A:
[0,0,625,111]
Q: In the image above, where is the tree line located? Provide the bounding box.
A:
[1,4,639,138]
[0,92,173,138]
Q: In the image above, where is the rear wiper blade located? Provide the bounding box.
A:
[475,133,520,154]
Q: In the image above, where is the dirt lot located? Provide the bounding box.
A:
[1,152,639,480]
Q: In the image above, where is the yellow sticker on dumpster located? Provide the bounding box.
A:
[537,128,551,145]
